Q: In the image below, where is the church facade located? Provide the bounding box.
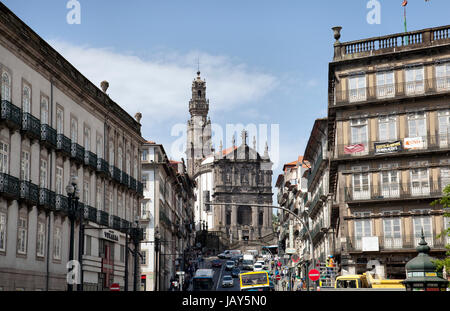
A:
[186,72,273,245]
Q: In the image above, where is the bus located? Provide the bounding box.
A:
[192,269,214,291]
[239,271,271,291]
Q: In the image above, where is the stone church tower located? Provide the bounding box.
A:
[186,71,212,177]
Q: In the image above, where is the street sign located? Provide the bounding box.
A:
[110,283,120,291]
[275,274,281,281]
[308,269,320,282]
[286,248,296,254]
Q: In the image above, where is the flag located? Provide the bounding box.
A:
[402,0,408,6]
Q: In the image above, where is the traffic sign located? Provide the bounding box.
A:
[308,269,320,282]
[291,254,300,263]
[275,274,281,281]
[110,283,120,291]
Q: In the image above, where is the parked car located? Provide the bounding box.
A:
[211,259,222,268]
[222,275,234,288]
[231,268,241,278]
[225,260,235,271]
[230,256,240,266]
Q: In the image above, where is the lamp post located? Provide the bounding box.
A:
[155,227,161,291]
[66,176,80,292]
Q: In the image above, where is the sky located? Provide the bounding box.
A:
[3,0,449,201]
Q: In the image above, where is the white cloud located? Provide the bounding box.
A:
[47,40,278,130]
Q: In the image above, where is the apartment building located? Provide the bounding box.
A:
[140,142,195,291]
[0,4,145,290]
[328,25,450,278]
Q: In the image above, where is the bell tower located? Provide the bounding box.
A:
[187,71,212,177]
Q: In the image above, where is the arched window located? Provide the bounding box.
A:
[71,119,78,142]
[197,90,202,98]
[56,108,63,134]
[1,72,11,102]
[84,127,91,151]
[22,86,31,113]
[96,137,103,158]
[40,97,49,125]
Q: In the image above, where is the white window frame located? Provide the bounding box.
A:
[36,222,45,258]
[380,170,400,198]
[118,147,123,171]
[376,70,395,99]
[40,97,49,125]
[71,119,78,143]
[53,227,61,260]
[96,136,103,158]
[410,167,430,196]
[56,107,63,135]
[354,212,372,250]
[441,167,450,191]
[350,118,369,155]
[348,74,367,102]
[352,166,370,200]
[17,217,27,255]
[20,151,30,181]
[407,112,427,148]
[83,181,89,205]
[378,115,397,142]
[96,185,103,210]
[84,127,91,151]
[405,66,425,95]
[22,85,31,114]
[56,166,63,195]
[0,212,6,252]
[0,142,9,174]
[40,159,47,189]
[383,211,402,249]
[413,211,433,247]
[438,110,450,148]
[1,71,11,102]
[436,62,450,91]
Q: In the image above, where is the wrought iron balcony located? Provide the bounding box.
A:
[85,205,97,223]
[343,182,445,204]
[39,188,56,209]
[110,165,121,183]
[96,158,109,177]
[71,143,85,164]
[0,100,21,130]
[19,180,39,206]
[55,194,69,213]
[40,124,57,149]
[120,219,131,233]
[0,173,20,199]
[56,134,71,157]
[21,112,41,141]
[137,181,144,196]
[121,171,129,187]
[111,215,121,230]
[84,150,97,170]
[98,210,109,226]
[129,176,137,192]
[307,150,324,189]
[346,234,447,252]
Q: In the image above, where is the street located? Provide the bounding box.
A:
[203,257,242,291]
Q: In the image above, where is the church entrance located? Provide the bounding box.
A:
[237,205,252,226]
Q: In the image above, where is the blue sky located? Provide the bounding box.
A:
[3,0,450,195]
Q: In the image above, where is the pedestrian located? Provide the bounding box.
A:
[282,280,286,291]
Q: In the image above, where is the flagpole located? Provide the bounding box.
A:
[404,4,408,45]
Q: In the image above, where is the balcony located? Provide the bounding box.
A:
[129,176,137,192]
[21,112,41,141]
[85,205,97,223]
[111,215,121,230]
[307,150,325,189]
[309,188,326,217]
[311,221,326,243]
[333,78,450,107]
[38,188,56,210]
[0,173,20,200]
[55,194,69,213]
[19,180,39,206]
[98,210,109,226]
[56,134,71,157]
[343,182,444,204]
[110,165,121,183]
[96,158,109,177]
[0,100,21,130]
[120,219,131,233]
[71,143,85,164]
[40,124,57,150]
[84,150,97,170]
[346,234,447,252]
[121,171,129,188]
[335,134,450,160]
[137,181,144,196]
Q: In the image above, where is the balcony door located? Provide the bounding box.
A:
[438,110,450,148]
[405,66,424,95]
[380,171,400,198]
[436,62,450,91]
[407,112,427,149]
[376,71,395,99]
[352,171,370,200]
[383,212,402,249]
[413,213,433,247]
[410,168,430,196]
[354,212,371,250]
[349,75,366,103]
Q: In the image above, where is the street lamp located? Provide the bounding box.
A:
[66,176,80,292]
[155,226,161,291]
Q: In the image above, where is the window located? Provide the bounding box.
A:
[405,66,424,95]
[120,245,125,262]
[96,186,103,210]
[141,251,147,265]
[83,182,89,205]
[20,151,30,181]
[142,175,148,190]
[126,153,131,174]
[96,137,103,158]
[109,141,115,165]
[383,212,402,249]
[441,167,450,191]
[410,167,430,196]
[1,72,11,102]
[0,142,9,174]
[378,116,397,141]
[438,110,450,148]
[413,211,433,246]
[84,127,91,151]
[350,118,368,155]
[348,74,366,102]
[445,216,450,245]
[22,85,31,113]
[134,156,138,178]
[407,112,427,148]
[118,147,123,170]
[53,227,61,260]
[436,62,450,91]
[354,212,371,250]
[380,170,400,198]
[352,166,370,200]
[85,236,91,256]
[36,222,45,257]
[142,149,148,161]
[107,191,113,215]
[56,108,63,134]
[118,193,122,217]
[40,159,47,189]
[56,166,63,195]
[17,217,27,255]
[0,212,6,252]
[40,97,49,125]
[376,71,395,98]
[71,119,78,143]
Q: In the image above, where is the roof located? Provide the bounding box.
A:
[282,156,309,172]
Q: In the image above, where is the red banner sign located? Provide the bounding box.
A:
[344,144,365,154]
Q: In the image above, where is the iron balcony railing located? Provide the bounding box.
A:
[0,100,21,130]
[309,188,325,216]
[110,165,121,183]
[307,150,324,189]
[85,205,97,223]
[346,234,447,252]
[39,188,56,209]
[129,176,137,192]
[21,112,41,141]
[112,215,121,230]
[71,143,85,164]
[55,194,69,213]
[343,182,444,203]
[56,134,71,157]
[336,134,450,160]
[96,158,109,177]
[84,150,97,170]
[120,219,131,234]
[19,180,39,206]
[333,78,450,107]
[137,181,144,196]
[121,171,129,187]
[0,173,20,199]
[98,210,109,226]
[40,124,57,149]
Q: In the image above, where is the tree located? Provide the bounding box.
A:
[431,184,450,276]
